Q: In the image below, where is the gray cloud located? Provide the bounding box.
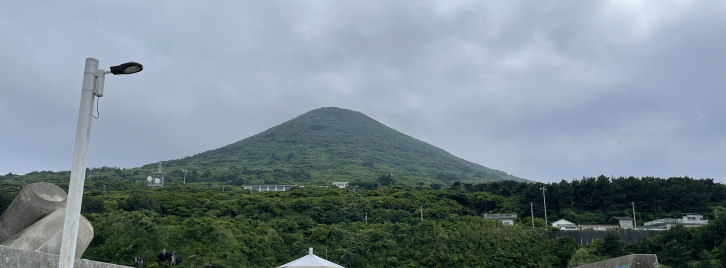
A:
[1,0,724,182]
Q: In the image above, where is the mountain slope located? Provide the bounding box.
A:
[159,107,526,185]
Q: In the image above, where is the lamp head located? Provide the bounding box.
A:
[109,62,143,75]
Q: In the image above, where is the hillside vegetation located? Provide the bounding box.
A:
[150,107,524,185]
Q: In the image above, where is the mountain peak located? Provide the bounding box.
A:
[165,107,525,185]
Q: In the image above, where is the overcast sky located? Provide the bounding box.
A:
[1,1,724,182]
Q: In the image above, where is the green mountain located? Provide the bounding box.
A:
[157,107,525,185]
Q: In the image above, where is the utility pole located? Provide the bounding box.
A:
[531,202,535,228]
[541,186,548,226]
[630,202,638,229]
[420,206,424,222]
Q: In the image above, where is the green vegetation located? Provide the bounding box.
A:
[152,107,524,185]
[0,173,557,267]
[2,171,725,267]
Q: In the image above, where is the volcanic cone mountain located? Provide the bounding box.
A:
[160,107,525,185]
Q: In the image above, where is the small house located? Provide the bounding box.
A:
[611,217,634,229]
[483,214,517,225]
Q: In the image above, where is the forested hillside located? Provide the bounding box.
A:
[148,107,524,185]
[1,171,724,267]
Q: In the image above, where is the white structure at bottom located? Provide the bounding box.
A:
[277,248,344,268]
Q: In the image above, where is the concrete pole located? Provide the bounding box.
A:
[420,206,423,222]
[531,202,535,228]
[59,58,99,268]
[541,187,548,226]
[632,202,637,229]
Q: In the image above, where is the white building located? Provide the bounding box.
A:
[551,219,578,230]
[243,185,295,192]
[278,248,344,268]
[332,182,349,189]
[483,214,517,225]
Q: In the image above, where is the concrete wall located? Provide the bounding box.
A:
[574,254,658,268]
[549,230,661,246]
[0,245,132,268]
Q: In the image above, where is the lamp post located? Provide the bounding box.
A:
[58,58,142,268]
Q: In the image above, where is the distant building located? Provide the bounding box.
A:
[578,224,618,231]
[551,219,578,230]
[644,213,708,230]
[243,185,295,192]
[483,214,517,225]
[611,217,634,229]
[643,218,675,230]
[332,182,349,189]
[677,213,708,226]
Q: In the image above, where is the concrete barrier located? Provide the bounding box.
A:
[574,254,658,268]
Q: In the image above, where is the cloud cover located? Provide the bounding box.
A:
[1,0,724,182]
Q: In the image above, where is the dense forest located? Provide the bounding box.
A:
[0,171,724,267]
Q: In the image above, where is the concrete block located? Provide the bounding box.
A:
[0,182,67,241]
[2,208,94,256]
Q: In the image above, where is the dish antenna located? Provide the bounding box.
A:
[147,161,165,187]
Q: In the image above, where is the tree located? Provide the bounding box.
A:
[599,231,624,257]
[659,240,691,267]
[377,175,395,186]
[551,236,578,267]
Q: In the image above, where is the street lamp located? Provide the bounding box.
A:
[58,58,143,268]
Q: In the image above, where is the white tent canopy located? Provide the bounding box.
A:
[277,248,345,268]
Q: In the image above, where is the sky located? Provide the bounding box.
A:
[1,0,724,183]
